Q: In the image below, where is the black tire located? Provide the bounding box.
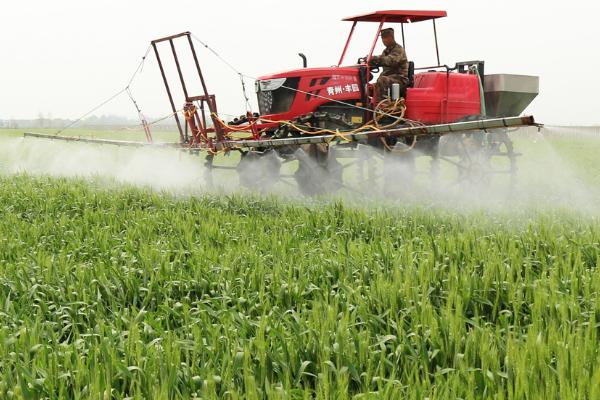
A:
[294,144,343,196]
[237,150,281,192]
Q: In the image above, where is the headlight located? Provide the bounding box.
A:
[258,78,287,92]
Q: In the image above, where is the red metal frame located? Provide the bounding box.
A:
[337,21,357,66]
[336,10,448,108]
[151,32,280,151]
[152,32,225,147]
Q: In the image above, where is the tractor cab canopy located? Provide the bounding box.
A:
[338,10,447,67]
[343,10,447,23]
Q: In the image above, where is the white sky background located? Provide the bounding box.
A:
[1,0,599,125]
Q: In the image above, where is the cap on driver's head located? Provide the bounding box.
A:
[380,28,394,37]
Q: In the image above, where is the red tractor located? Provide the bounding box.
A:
[28,10,539,195]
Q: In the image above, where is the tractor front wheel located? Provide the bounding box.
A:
[237,150,282,192]
[294,144,343,196]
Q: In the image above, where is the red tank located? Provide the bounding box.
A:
[405,72,481,123]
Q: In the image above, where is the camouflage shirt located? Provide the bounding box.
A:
[372,42,408,84]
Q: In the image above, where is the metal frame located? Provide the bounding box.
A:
[219,115,537,149]
[151,32,224,145]
[338,12,443,68]
[401,23,405,48]
[366,20,386,64]
[433,20,441,66]
[338,21,357,66]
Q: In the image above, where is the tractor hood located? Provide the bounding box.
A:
[255,66,363,120]
[257,66,360,81]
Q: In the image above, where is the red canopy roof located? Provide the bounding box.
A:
[343,10,447,23]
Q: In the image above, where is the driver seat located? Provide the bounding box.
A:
[400,61,415,98]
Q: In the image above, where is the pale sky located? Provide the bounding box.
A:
[2,0,599,125]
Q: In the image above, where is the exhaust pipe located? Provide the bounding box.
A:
[298,53,307,68]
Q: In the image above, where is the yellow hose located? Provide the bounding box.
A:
[205,97,425,154]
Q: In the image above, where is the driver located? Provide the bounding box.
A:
[370,28,408,100]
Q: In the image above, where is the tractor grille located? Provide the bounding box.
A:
[257,77,299,115]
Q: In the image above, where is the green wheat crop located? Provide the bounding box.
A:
[0,173,599,399]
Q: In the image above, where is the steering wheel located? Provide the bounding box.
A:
[357,56,381,73]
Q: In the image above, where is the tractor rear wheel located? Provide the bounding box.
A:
[438,128,517,190]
